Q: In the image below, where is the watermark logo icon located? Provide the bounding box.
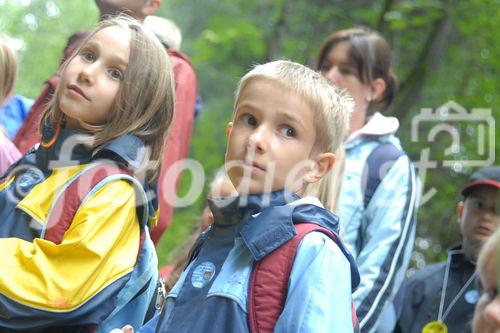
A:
[411,100,495,205]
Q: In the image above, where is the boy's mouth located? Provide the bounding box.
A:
[243,160,266,172]
[476,224,493,237]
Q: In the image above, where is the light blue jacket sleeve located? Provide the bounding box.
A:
[275,232,354,333]
[353,155,418,333]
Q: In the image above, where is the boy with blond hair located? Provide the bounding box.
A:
[122,60,359,333]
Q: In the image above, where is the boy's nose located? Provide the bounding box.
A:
[481,208,498,223]
[248,126,270,153]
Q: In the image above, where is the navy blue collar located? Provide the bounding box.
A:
[448,244,476,268]
[208,190,360,292]
[209,191,341,261]
[29,126,147,172]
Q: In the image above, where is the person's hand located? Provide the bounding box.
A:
[109,325,134,333]
[122,326,134,333]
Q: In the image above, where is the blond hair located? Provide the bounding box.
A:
[40,16,175,182]
[0,36,17,106]
[234,60,352,211]
[144,16,182,50]
[477,229,500,283]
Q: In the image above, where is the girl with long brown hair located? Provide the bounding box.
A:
[0,16,174,332]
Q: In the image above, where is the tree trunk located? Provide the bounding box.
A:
[390,0,452,122]
[375,0,396,33]
[265,0,295,61]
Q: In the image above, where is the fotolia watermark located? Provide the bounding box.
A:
[2,157,315,228]
[411,100,495,205]
[2,99,494,225]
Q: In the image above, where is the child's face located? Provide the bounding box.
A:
[473,248,500,333]
[58,25,130,130]
[225,79,320,195]
[457,186,499,259]
[321,41,375,133]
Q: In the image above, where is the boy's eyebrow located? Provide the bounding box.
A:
[83,40,128,67]
[275,111,307,131]
[235,102,308,131]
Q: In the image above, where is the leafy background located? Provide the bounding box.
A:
[1,0,498,272]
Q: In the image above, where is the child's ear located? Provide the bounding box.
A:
[304,153,336,184]
[457,201,464,226]
[226,122,233,138]
[370,78,386,102]
[142,0,161,17]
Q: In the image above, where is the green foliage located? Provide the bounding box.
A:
[1,0,97,98]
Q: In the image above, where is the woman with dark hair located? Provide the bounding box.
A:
[317,27,419,333]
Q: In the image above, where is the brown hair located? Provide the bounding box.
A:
[316,27,397,115]
[62,30,91,64]
[40,16,175,182]
[0,36,17,106]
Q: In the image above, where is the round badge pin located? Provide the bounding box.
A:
[422,320,447,333]
[191,261,216,288]
[464,289,480,304]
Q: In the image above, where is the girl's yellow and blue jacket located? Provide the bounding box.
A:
[0,128,159,332]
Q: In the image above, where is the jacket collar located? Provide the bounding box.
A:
[208,191,341,261]
[448,244,476,268]
[345,112,399,148]
[32,125,146,172]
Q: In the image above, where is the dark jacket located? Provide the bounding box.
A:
[394,245,480,333]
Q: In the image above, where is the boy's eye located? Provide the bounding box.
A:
[280,126,295,138]
[241,114,257,127]
[108,68,124,81]
[469,198,486,211]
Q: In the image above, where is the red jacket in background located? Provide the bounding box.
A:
[151,49,197,244]
[12,75,58,154]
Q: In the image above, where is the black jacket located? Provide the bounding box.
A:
[394,245,480,333]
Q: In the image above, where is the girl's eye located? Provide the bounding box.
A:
[320,64,332,73]
[81,51,95,62]
[109,68,124,81]
[280,126,295,138]
[339,66,355,75]
[241,114,257,127]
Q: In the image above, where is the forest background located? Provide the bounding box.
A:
[1,0,498,273]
